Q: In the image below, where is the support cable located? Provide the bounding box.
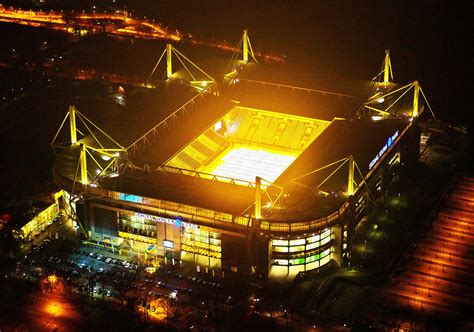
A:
[420,88,437,119]
[147,48,166,83]
[172,48,197,81]
[173,47,215,81]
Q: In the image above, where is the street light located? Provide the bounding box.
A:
[48,274,57,293]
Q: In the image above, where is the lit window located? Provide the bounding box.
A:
[306,235,320,243]
[290,258,305,265]
[272,239,288,246]
[305,254,320,263]
[273,246,288,253]
[274,259,288,266]
[289,239,305,246]
[289,245,305,252]
[306,242,319,250]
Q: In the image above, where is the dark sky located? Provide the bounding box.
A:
[6,0,473,125]
[130,0,471,126]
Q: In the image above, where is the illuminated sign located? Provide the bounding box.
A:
[163,240,174,249]
[369,131,399,170]
[134,212,199,230]
[119,193,143,203]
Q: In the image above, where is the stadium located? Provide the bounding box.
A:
[51,31,432,279]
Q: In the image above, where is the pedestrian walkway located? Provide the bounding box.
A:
[387,177,474,320]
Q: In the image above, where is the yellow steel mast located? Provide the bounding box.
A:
[79,143,88,185]
[69,105,77,144]
[383,49,393,83]
[412,81,420,118]
[166,43,172,79]
[243,30,249,63]
[347,155,355,196]
[255,176,262,219]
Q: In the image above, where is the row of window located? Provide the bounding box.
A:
[182,240,222,253]
[114,191,236,227]
[121,219,157,232]
[273,248,331,266]
[272,229,330,246]
[272,236,331,253]
[182,244,222,259]
[271,229,331,254]
[113,190,342,234]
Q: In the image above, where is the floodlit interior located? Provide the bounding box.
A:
[166,106,330,184]
[203,145,297,183]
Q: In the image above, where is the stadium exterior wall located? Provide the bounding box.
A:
[54,123,420,280]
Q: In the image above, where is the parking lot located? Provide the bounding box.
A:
[13,236,247,328]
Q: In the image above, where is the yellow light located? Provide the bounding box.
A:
[44,300,64,317]
[214,120,222,131]
[167,106,329,185]
[48,274,58,284]
[145,267,156,274]
[202,146,296,183]
[371,115,384,121]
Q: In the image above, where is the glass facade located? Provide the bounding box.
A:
[15,202,60,239]
[90,187,347,277]
[91,204,224,267]
[119,213,157,238]
[181,228,222,259]
[270,228,332,271]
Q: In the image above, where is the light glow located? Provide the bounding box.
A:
[202,146,297,183]
[214,120,222,131]
[44,300,65,317]
[371,115,384,121]
[167,106,330,186]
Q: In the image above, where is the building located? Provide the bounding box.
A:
[10,191,64,240]
[52,34,431,279]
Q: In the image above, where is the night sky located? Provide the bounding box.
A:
[5,1,471,126]
[140,0,471,127]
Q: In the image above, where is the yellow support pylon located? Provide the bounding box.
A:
[347,155,355,196]
[80,143,88,185]
[255,176,261,219]
[166,43,173,79]
[243,30,249,63]
[69,105,77,144]
[383,49,391,83]
[412,81,420,118]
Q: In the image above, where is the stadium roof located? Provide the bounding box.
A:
[53,52,413,224]
[55,115,410,222]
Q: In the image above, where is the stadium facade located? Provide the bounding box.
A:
[52,33,430,279]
